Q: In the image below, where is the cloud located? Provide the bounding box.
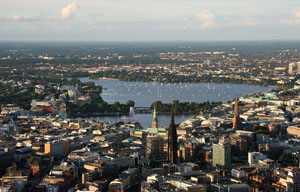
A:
[179,11,275,31]
[294,10,300,18]
[281,19,300,25]
[61,1,79,20]
[195,10,214,21]
[105,26,113,31]
[178,10,216,30]
[0,1,80,23]
[0,15,39,22]
[10,15,22,21]
[233,18,260,27]
[195,10,216,29]
[280,10,300,26]
[0,2,79,23]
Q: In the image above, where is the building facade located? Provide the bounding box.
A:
[213,139,231,170]
[233,97,240,130]
[146,134,164,161]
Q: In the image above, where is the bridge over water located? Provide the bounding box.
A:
[133,107,151,114]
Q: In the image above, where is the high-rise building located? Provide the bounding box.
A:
[231,134,249,155]
[152,107,158,128]
[298,62,300,75]
[248,152,267,166]
[213,138,231,170]
[289,62,295,75]
[233,97,240,130]
[146,134,164,161]
[168,105,178,164]
[178,145,191,163]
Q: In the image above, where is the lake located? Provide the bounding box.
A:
[87,113,193,128]
[79,77,273,107]
[78,77,273,127]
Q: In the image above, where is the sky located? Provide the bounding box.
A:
[0,0,300,41]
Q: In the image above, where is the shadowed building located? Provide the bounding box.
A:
[178,145,191,163]
[231,134,249,155]
[233,97,240,130]
[146,134,165,161]
[168,105,178,164]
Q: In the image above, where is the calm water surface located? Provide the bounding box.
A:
[87,113,193,128]
[79,77,273,107]
[79,77,273,127]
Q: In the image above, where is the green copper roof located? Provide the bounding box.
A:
[146,128,159,134]
[122,168,139,174]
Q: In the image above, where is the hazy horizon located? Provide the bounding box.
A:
[1,40,300,43]
[1,0,300,41]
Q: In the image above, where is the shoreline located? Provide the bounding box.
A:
[74,76,275,118]
[88,75,277,88]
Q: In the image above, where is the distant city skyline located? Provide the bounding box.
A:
[0,0,300,41]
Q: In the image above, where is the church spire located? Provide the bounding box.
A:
[168,103,178,164]
[233,97,240,130]
[152,106,158,128]
[170,104,174,126]
[153,106,157,120]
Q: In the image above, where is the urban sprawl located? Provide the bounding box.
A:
[1,42,300,192]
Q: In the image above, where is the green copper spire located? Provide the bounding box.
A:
[152,105,158,128]
[153,106,157,120]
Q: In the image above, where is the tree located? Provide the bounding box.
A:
[126,100,135,107]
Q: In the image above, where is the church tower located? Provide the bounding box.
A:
[233,97,240,130]
[168,105,178,164]
[152,107,158,128]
